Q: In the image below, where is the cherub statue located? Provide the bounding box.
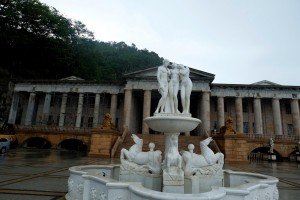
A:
[269,137,274,154]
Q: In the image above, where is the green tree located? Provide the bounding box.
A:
[0,0,162,82]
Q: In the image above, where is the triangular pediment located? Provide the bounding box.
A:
[124,66,215,82]
[60,76,84,81]
[251,80,281,86]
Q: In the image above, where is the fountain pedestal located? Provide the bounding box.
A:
[163,167,184,193]
[144,114,200,194]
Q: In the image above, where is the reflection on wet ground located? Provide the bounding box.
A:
[0,148,299,199]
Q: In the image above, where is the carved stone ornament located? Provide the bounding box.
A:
[182,137,224,176]
[120,134,162,174]
[100,113,115,129]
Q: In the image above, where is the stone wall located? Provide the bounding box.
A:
[15,129,91,148]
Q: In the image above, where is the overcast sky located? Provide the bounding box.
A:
[40,0,300,85]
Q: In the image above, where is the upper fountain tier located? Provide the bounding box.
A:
[144,115,200,133]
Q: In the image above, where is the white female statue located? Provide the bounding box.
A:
[155,59,170,113]
[269,137,274,154]
[168,63,180,114]
[178,65,192,114]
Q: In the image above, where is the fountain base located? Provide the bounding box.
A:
[66,165,279,200]
[162,167,184,193]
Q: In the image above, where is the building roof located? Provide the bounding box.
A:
[251,80,281,86]
[60,76,84,81]
[124,66,215,83]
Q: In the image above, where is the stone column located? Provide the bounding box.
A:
[272,98,283,135]
[93,93,101,127]
[75,93,84,128]
[142,90,151,134]
[42,93,51,124]
[253,98,263,134]
[235,97,243,133]
[291,99,300,136]
[24,92,36,126]
[8,92,19,124]
[122,89,132,130]
[217,96,225,130]
[200,91,210,132]
[59,93,68,127]
[110,93,118,125]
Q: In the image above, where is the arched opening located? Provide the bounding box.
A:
[289,150,298,161]
[23,137,52,149]
[10,138,18,148]
[248,147,282,161]
[58,139,87,152]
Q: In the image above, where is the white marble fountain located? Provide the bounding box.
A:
[66,60,279,200]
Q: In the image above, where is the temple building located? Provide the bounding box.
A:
[7,67,300,137]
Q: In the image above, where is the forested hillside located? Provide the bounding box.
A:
[0,0,162,83]
[0,0,162,122]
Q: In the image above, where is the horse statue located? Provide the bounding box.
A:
[120,134,162,174]
[181,137,224,176]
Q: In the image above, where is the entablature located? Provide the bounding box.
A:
[14,83,123,94]
[211,84,300,99]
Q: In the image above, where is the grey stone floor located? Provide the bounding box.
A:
[0,149,299,200]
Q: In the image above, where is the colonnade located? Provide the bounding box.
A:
[215,96,300,136]
[8,91,119,128]
[8,89,300,136]
[121,89,212,134]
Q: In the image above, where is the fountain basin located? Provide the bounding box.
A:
[144,115,201,133]
[66,165,279,200]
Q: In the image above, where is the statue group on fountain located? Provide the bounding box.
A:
[120,134,224,177]
[120,60,224,178]
[155,59,192,115]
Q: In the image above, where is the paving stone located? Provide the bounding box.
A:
[0,148,299,199]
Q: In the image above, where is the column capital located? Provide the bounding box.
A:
[110,92,118,95]
[124,88,132,91]
[272,97,281,100]
[202,91,211,94]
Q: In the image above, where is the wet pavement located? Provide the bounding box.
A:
[0,148,299,200]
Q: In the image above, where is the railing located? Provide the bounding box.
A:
[248,152,266,161]
[246,134,299,142]
[111,126,129,158]
[14,125,91,134]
